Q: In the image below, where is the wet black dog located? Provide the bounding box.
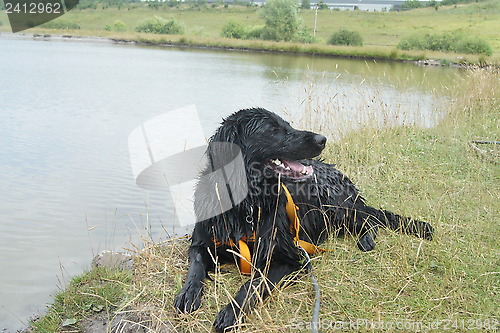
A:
[174,108,433,332]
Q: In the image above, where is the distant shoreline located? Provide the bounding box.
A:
[0,32,469,68]
[1,1,498,65]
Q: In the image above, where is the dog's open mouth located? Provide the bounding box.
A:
[267,158,314,181]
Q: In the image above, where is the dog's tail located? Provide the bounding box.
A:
[364,206,434,240]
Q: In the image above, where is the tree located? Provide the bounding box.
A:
[260,0,302,42]
[400,0,422,10]
[317,1,329,9]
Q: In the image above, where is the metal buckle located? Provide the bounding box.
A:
[246,206,254,225]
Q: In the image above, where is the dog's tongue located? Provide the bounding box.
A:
[283,160,313,175]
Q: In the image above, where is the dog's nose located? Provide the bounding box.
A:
[314,134,327,148]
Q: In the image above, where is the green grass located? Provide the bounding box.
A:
[302,3,500,54]
[0,1,498,63]
[30,267,133,332]
[28,68,499,332]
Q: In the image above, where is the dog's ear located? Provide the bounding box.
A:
[210,119,240,145]
[207,120,243,170]
[199,120,248,215]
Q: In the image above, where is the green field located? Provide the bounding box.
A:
[1,1,499,63]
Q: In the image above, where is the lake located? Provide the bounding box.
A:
[0,34,462,331]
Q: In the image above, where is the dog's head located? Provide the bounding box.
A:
[208,108,326,182]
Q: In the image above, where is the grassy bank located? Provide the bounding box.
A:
[29,68,499,332]
[0,1,499,64]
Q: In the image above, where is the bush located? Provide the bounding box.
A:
[41,20,80,30]
[397,39,414,51]
[296,29,317,44]
[135,16,184,35]
[397,31,492,56]
[317,1,329,9]
[221,21,265,40]
[105,20,127,32]
[246,26,265,39]
[221,21,247,39]
[400,0,422,10]
[328,28,363,46]
[456,36,492,56]
[76,0,98,9]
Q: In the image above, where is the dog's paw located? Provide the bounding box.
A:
[174,281,203,314]
[357,232,376,252]
[357,225,378,252]
[408,220,434,241]
[213,305,239,332]
[416,221,434,241]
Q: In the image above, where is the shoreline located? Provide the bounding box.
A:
[1,0,497,66]
[0,31,483,68]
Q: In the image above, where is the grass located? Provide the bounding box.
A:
[28,68,499,332]
[30,267,133,332]
[0,1,499,63]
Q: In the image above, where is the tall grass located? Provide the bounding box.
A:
[29,68,499,332]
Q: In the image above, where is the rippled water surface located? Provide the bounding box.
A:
[0,36,462,331]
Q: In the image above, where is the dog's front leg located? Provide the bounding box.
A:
[174,223,215,313]
[213,261,298,332]
[214,211,302,332]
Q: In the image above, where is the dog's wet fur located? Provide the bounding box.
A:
[174,108,433,332]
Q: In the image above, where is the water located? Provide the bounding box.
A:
[0,35,461,331]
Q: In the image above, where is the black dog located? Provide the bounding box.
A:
[174,108,433,332]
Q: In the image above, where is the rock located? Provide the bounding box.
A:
[80,312,175,333]
[91,251,134,271]
[80,313,144,333]
[416,59,442,66]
